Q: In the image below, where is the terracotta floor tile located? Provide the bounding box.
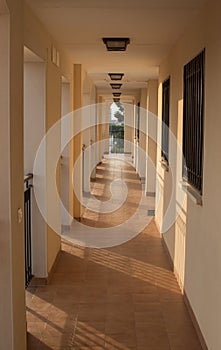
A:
[105,331,137,348]
[78,304,106,322]
[105,319,135,335]
[73,331,105,348]
[27,158,202,350]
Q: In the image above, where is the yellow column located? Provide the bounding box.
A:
[146,80,158,195]
[104,102,110,153]
[70,64,83,220]
[97,95,103,163]
[124,102,134,154]
[46,60,62,274]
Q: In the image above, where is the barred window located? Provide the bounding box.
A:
[161,78,170,162]
[183,50,205,194]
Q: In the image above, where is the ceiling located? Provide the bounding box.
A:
[25,0,207,100]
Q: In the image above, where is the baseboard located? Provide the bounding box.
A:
[154,218,161,233]
[161,234,174,268]
[29,277,47,287]
[74,217,82,222]
[29,250,61,287]
[140,177,145,184]
[183,292,208,350]
[146,191,156,197]
[161,235,208,350]
[90,177,96,182]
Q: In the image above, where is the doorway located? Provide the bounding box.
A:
[109,102,125,154]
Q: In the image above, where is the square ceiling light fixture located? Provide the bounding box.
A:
[110,83,122,89]
[113,98,120,103]
[102,38,130,51]
[113,92,121,97]
[108,73,124,80]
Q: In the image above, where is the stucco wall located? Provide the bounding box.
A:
[156,1,221,349]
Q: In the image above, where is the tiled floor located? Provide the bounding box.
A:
[27,158,202,350]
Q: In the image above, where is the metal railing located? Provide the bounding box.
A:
[24,173,33,287]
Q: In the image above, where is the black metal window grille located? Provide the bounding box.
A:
[161,78,170,162]
[183,50,205,194]
[24,174,33,286]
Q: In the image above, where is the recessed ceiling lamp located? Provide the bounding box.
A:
[108,73,124,80]
[113,98,120,103]
[102,38,130,51]
[113,92,121,97]
[110,83,122,89]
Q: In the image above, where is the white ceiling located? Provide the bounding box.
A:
[25,0,207,99]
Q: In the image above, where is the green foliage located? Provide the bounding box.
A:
[109,124,124,153]
[114,110,124,123]
[109,124,124,138]
[115,102,124,113]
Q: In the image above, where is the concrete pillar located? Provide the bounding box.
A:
[97,96,103,163]
[103,101,110,154]
[46,60,62,274]
[61,82,71,229]
[145,80,158,195]
[70,64,83,220]
[90,101,97,179]
[134,102,139,171]
[138,88,148,181]
[0,2,27,349]
[82,93,91,192]
[124,102,134,154]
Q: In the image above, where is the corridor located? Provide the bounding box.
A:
[26,159,202,350]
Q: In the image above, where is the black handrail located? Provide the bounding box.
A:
[24,173,33,287]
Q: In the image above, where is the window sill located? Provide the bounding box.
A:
[179,180,203,206]
[159,159,169,172]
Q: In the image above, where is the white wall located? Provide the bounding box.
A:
[61,82,71,228]
[24,62,47,277]
[138,89,148,180]
[124,102,134,154]
[82,92,91,192]
[156,1,221,349]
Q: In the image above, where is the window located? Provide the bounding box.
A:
[183,50,205,194]
[161,78,170,162]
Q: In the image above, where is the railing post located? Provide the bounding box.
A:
[24,174,33,287]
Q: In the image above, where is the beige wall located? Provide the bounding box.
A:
[124,102,134,155]
[23,2,73,275]
[156,1,221,349]
[70,64,83,219]
[146,80,158,194]
[138,88,148,179]
[0,10,14,350]
[24,3,72,79]
[61,82,71,227]
[0,0,27,349]
[46,60,62,274]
